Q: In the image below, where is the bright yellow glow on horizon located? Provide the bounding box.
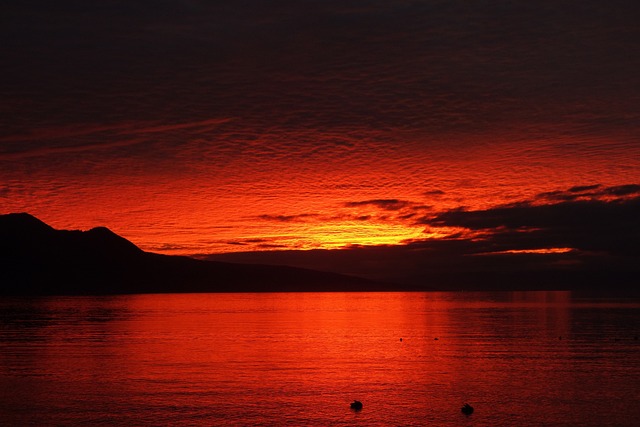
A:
[238,221,430,252]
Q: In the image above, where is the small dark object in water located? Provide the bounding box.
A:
[461,403,474,415]
[400,338,403,342]
[350,400,363,411]
[434,337,439,340]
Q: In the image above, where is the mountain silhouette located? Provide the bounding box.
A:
[0,213,386,295]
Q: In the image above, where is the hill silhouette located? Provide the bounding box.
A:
[0,213,386,295]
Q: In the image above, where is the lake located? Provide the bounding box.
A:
[1,291,639,426]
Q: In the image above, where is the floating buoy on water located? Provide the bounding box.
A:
[461,403,474,415]
[350,400,363,411]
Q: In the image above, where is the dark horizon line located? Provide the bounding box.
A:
[2,211,639,296]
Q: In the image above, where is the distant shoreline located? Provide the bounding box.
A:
[2,213,638,297]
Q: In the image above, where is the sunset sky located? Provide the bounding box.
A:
[2,1,639,278]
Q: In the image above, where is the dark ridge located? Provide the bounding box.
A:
[76,226,143,256]
[0,213,388,296]
[0,212,55,235]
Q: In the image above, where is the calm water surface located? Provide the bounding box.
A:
[1,291,639,426]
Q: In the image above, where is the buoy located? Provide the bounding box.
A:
[350,400,363,411]
[461,403,474,415]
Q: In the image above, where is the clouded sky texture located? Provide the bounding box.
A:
[2,0,639,259]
